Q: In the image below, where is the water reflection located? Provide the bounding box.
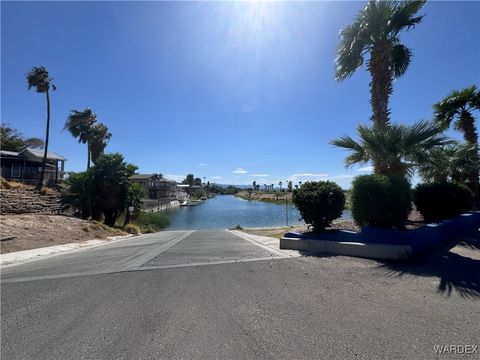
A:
[165,195,351,230]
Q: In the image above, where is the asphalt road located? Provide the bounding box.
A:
[1,229,479,359]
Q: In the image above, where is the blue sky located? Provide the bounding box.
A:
[2,1,479,188]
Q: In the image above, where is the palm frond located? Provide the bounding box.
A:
[332,119,451,177]
[434,85,480,128]
[330,134,369,167]
[25,66,53,93]
[391,44,412,78]
[65,109,97,144]
[388,0,426,34]
[335,22,366,81]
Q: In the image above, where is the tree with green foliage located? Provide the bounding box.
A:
[92,153,137,226]
[209,184,239,195]
[434,85,480,200]
[65,108,97,169]
[183,174,194,186]
[123,182,145,227]
[336,0,426,133]
[287,181,293,192]
[418,143,477,184]
[191,188,206,199]
[89,123,112,164]
[26,66,56,189]
[331,120,451,177]
[252,180,257,191]
[62,170,93,219]
[0,124,44,151]
[62,154,137,226]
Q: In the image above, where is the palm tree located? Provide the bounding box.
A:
[418,143,477,184]
[335,0,426,131]
[89,123,112,164]
[252,180,257,191]
[26,66,56,189]
[279,181,283,191]
[331,120,451,178]
[65,108,97,169]
[434,85,480,199]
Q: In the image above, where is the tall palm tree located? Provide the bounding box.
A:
[65,108,97,169]
[26,66,56,189]
[331,120,451,178]
[89,123,112,164]
[335,0,426,131]
[279,181,283,191]
[434,85,480,199]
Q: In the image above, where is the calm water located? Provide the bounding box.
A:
[165,195,351,230]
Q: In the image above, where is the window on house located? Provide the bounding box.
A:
[11,163,21,178]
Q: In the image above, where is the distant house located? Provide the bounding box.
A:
[0,148,66,184]
[131,174,187,201]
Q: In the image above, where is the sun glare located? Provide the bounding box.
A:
[218,1,287,52]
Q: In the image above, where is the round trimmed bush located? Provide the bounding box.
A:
[292,181,345,232]
[351,175,411,228]
[413,182,473,222]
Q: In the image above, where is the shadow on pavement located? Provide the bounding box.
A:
[297,228,480,299]
[458,229,480,250]
[378,229,480,300]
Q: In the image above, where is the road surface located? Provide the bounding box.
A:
[2,229,479,359]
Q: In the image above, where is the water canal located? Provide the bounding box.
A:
[165,195,351,230]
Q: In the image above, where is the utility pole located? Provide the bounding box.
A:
[285,181,289,226]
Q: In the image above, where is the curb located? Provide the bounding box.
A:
[0,234,135,268]
[280,237,412,260]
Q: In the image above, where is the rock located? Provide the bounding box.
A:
[0,188,63,215]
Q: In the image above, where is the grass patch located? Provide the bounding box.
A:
[0,177,27,190]
[124,224,141,235]
[39,186,56,195]
[90,221,125,236]
[130,211,170,233]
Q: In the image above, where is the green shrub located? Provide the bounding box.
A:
[292,181,345,232]
[351,175,411,228]
[143,226,155,234]
[124,224,141,235]
[191,188,206,199]
[133,211,170,232]
[413,182,473,222]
